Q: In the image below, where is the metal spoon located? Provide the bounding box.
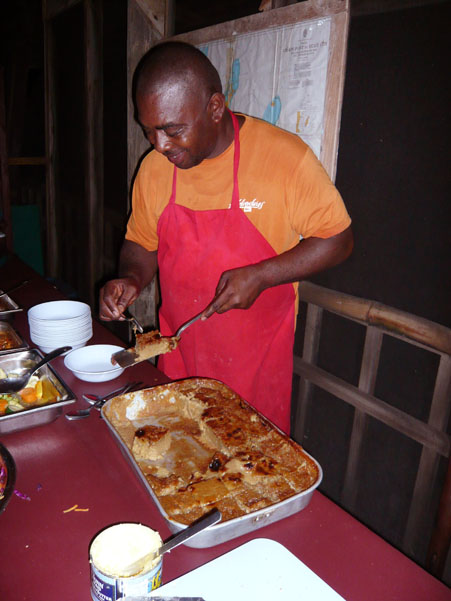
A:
[82,381,142,405]
[121,509,221,576]
[65,381,142,420]
[0,346,71,393]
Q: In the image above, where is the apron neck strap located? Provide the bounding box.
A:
[229,109,241,209]
[170,108,241,207]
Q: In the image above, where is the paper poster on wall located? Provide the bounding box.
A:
[198,17,331,158]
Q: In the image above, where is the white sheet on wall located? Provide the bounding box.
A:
[198,17,331,157]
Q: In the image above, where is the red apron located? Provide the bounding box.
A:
[157,112,295,433]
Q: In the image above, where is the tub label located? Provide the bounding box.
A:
[91,561,162,601]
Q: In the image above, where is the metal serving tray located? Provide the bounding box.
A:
[0,349,76,435]
[0,291,23,320]
[0,322,28,355]
[102,382,322,548]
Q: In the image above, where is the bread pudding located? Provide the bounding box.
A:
[103,378,319,525]
[134,330,179,360]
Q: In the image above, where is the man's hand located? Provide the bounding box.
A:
[99,277,141,321]
[203,264,267,316]
[203,226,353,317]
[98,240,158,321]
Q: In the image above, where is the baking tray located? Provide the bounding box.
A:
[0,349,76,434]
[0,441,16,514]
[102,379,322,548]
[0,322,29,355]
[0,290,23,320]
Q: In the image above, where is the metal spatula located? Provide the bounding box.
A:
[111,311,204,369]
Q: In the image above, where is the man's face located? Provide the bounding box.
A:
[136,83,219,169]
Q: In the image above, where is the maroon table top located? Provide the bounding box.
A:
[0,256,449,601]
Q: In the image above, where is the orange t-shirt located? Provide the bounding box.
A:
[127,114,350,257]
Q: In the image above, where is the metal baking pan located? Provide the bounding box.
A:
[0,322,28,355]
[0,291,23,320]
[102,381,322,548]
[0,349,76,435]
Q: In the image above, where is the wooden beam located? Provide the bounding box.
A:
[171,1,348,48]
[426,454,451,578]
[293,357,450,457]
[0,67,13,252]
[8,157,46,166]
[44,0,82,20]
[350,0,448,17]
[403,354,451,556]
[293,303,323,440]
[126,0,164,332]
[171,0,349,181]
[134,0,166,37]
[43,1,59,277]
[341,326,383,510]
[299,281,451,355]
[84,0,104,307]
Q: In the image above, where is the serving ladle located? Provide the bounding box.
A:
[0,346,71,393]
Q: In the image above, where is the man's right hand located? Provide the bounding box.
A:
[99,241,158,321]
[99,276,141,321]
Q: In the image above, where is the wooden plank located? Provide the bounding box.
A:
[293,357,450,457]
[321,8,349,181]
[0,67,12,252]
[44,0,82,20]
[134,0,166,37]
[341,326,383,509]
[299,281,451,355]
[171,0,349,180]
[351,0,448,16]
[293,303,323,441]
[127,0,163,195]
[43,2,59,277]
[126,0,164,330]
[84,0,104,307]
[403,354,451,555]
[427,454,451,578]
[172,0,349,45]
[8,157,47,165]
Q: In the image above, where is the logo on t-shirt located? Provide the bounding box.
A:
[237,198,266,212]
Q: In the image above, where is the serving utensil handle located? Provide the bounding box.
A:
[159,508,221,556]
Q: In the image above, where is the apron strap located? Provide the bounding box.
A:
[169,164,177,205]
[170,109,241,209]
[228,109,241,210]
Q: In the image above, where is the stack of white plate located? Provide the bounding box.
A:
[28,300,93,354]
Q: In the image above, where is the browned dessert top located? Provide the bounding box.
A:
[104,378,319,525]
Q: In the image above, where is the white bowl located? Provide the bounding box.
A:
[30,328,93,344]
[28,300,91,322]
[37,341,88,355]
[64,344,125,382]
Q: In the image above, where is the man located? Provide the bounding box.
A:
[100,41,353,434]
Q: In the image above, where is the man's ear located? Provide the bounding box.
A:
[208,92,226,123]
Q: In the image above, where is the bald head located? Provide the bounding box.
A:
[135,41,222,104]
[133,42,234,169]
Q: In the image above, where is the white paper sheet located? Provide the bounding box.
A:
[150,538,346,601]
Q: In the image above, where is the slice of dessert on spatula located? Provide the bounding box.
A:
[111,311,203,368]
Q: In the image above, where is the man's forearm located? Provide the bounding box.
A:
[256,226,354,289]
[204,226,353,316]
[118,239,158,291]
